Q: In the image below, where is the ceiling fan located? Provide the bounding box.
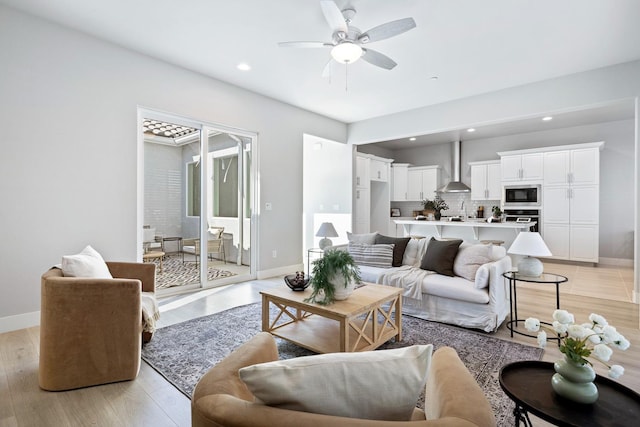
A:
[278,0,416,76]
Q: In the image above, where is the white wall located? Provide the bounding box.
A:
[0,6,346,330]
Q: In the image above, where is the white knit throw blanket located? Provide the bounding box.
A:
[377,265,434,301]
[141,292,160,333]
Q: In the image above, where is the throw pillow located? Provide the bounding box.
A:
[419,237,463,277]
[475,264,490,289]
[61,245,112,278]
[346,231,378,245]
[239,344,433,421]
[402,238,427,267]
[374,235,411,267]
[348,243,394,268]
[453,243,493,282]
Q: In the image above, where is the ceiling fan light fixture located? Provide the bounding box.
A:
[331,42,362,64]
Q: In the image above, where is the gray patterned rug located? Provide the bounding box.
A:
[154,254,236,288]
[141,303,543,426]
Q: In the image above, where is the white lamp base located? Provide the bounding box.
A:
[319,238,333,250]
[517,256,544,277]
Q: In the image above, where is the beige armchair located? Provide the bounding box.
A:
[191,332,496,427]
[39,262,157,391]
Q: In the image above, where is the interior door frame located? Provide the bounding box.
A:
[137,107,258,288]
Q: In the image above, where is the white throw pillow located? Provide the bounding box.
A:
[348,242,394,268]
[453,244,493,282]
[61,245,112,278]
[239,345,432,421]
[402,238,427,267]
[346,231,379,245]
[474,263,490,289]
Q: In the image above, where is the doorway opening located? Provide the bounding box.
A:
[138,109,257,294]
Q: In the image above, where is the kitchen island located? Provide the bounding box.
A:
[394,219,537,248]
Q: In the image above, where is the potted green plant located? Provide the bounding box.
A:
[423,196,449,220]
[305,249,362,305]
[492,205,503,220]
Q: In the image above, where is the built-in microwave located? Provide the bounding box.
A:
[504,184,541,207]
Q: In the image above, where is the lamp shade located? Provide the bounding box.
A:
[508,232,552,257]
[316,222,338,238]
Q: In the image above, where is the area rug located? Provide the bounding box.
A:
[141,303,543,425]
[154,254,236,288]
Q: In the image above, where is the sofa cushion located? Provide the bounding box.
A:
[375,235,411,267]
[422,274,490,304]
[453,244,493,282]
[61,245,112,279]
[403,238,427,267]
[347,231,378,245]
[239,344,433,421]
[348,243,394,268]
[475,264,490,289]
[420,238,463,277]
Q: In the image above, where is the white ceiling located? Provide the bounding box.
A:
[3,0,640,126]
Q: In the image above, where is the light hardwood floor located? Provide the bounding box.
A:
[1,266,638,427]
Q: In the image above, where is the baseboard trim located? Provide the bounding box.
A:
[0,310,40,334]
[598,257,634,267]
[257,264,303,280]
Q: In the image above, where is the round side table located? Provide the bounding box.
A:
[502,271,568,341]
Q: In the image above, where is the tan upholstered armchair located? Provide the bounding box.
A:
[191,332,496,427]
[39,262,157,391]
[183,227,226,266]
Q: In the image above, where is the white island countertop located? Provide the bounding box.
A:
[394,218,536,241]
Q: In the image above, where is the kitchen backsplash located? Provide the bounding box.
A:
[390,194,501,219]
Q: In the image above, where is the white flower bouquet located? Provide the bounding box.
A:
[525,310,630,379]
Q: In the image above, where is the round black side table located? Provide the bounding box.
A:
[499,360,640,426]
[502,271,568,341]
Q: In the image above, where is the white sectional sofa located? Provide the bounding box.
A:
[341,234,512,332]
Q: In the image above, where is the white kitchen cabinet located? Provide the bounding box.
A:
[500,153,543,182]
[544,147,599,187]
[469,160,501,200]
[354,153,393,234]
[543,223,599,262]
[355,154,369,188]
[406,166,441,201]
[370,158,389,182]
[391,164,410,201]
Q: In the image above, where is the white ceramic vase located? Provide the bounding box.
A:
[330,273,355,301]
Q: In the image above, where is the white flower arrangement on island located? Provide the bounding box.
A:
[524,310,630,379]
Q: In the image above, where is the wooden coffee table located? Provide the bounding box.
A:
[261,283,402,353]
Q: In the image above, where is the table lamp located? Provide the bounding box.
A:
[507,231,552,277]
[316,222,338,250]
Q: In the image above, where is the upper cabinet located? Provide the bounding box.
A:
[544,147,600,187]
[391,164,410,201]
[355,154,370,188]
[406,166,441,201]
[370,158,389,182]
[469,160,501,200]
[500,153,543,182]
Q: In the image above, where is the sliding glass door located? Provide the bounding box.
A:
[140,109,256,292]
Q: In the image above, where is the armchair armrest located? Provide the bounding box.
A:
[107,261,155,293]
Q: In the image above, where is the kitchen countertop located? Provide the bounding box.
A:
[394,218,536,240]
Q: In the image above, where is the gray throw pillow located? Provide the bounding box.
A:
[420,237,463,277]
[375,235,411,267]
[347,231,379,245]
[348,243,394,268]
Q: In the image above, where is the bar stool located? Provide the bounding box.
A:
[480,240,504,246]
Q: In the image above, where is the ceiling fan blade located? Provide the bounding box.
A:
[361,48,397,70]
[359,17,416,43]
[321,59,333,78]
[278,41,332,48]
[320,1,348,34]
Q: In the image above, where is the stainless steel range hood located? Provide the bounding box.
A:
[438,140,471,193]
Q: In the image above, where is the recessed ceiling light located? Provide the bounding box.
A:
[467,128,476,132]
[542,116,553,121]
[409,137,416,141]
[237,63,251,71]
